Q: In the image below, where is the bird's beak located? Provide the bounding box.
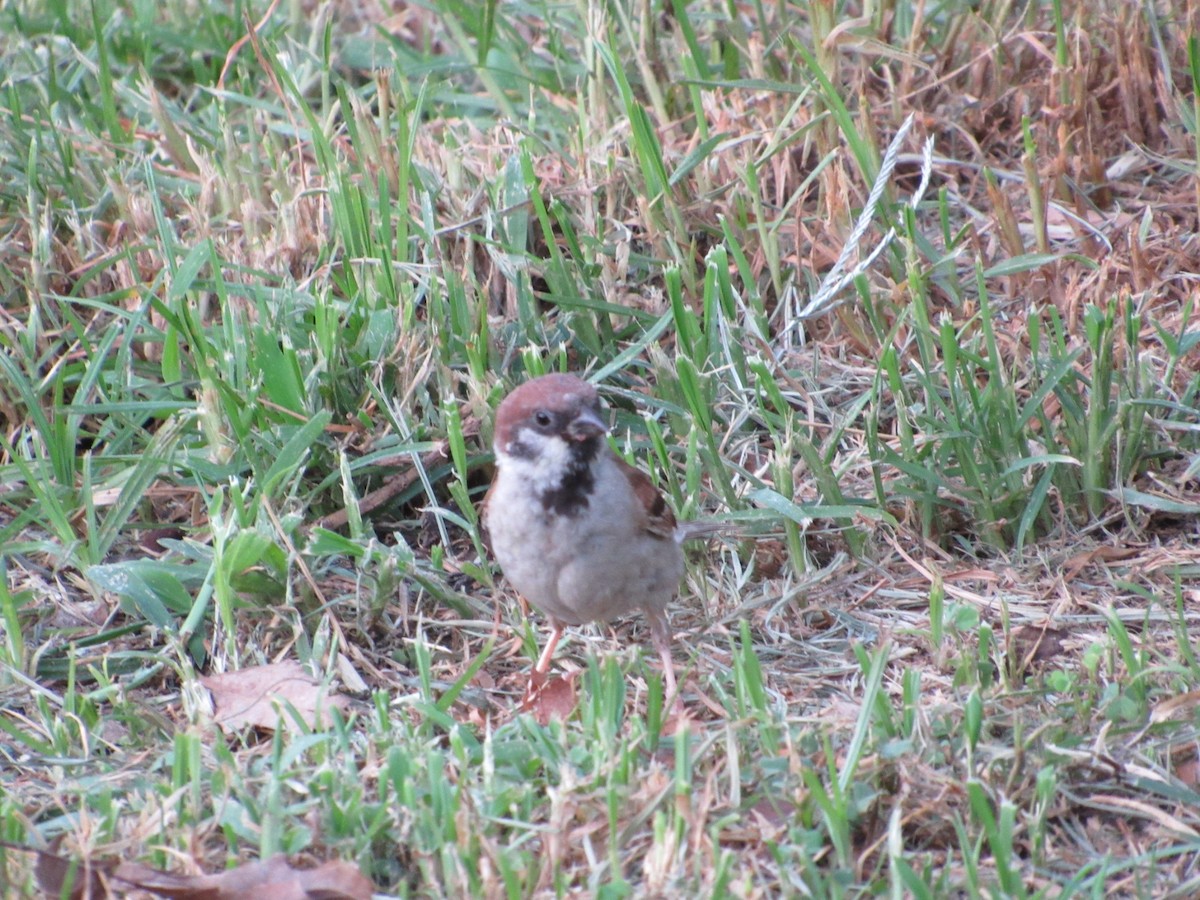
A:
[566,407,608,442]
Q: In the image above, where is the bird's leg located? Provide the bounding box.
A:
[648,611,683,714]
[533,620,564,678]
[520,620,566,709]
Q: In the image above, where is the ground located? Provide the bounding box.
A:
[1,0,1199,897]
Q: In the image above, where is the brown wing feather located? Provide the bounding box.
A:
[616,457,677,539]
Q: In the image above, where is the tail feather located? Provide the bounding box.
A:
[675,519,740,542]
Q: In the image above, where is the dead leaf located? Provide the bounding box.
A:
[1008,623,1067,671]
[1150,689,1200,725]
[5,842,375,900]
[747,796,797,840]
[200,660,349,733]
[752,539,787,579]
[1174,753,1200,788]
[1063,544,1142,581]
[114,854,375,899]
[522,670,577,724]
[1084,795,1200,839]
[26,839,112,899]
[335,652,370,695]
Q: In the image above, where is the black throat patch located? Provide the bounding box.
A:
[539,439,600,517]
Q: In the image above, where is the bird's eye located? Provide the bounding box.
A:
[534,410,553,428]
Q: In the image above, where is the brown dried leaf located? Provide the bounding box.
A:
[7,841,375,900]
[1008,623,1067,670]
[748,796,797,833]
[200,660,349,733]
[113,854,375,899]
[522,670,577,724]
[1150,689,1200,725]
[1063,544,1142,581]
[752,539,787,579]
[1174,753,1200,788]
[110,860,217,898]
[27,840,112,899]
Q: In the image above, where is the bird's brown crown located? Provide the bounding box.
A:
[493,374,603,455]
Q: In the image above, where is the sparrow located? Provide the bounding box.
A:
[481,373,721,707]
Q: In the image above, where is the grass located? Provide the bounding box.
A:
[2,0,1200,896]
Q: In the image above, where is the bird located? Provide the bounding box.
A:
[481,373,722,709]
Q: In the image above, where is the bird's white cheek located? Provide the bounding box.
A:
[499,432,574,493]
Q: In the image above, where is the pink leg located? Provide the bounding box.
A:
[648,611,683,713]
[534,620,564,676]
